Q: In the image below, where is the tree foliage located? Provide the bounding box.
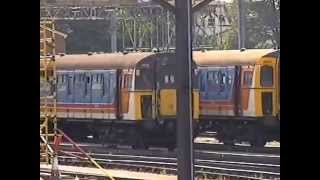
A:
[221,0,280,49]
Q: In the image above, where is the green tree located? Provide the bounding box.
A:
[246,0,280,48]
[221,0,280,49]
[221,0,239,49]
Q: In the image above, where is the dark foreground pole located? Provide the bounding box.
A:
[175,0,194,180]
[238,0,246,49]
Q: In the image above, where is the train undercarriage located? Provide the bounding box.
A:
[59,119,179,150]
[198,117,280,147]
[59,117,279,149]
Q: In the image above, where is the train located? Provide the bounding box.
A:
[40,49,280,148]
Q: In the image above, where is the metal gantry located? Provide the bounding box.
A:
[40,1,231,51]
[40,20,57,164]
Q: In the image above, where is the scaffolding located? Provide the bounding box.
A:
[39,20,115,180]
[40,20,57,164]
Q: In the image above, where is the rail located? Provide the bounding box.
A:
[54,142,280,179]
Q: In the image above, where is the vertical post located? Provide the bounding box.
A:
[175,0,194,179]
[238,0,246,49]
[150,8,153,49]
[122,20,125,50]
[110,13,118,52]
[162,9,165,49]
[156,17,159,48]
[133,19,137,50]
[192,12,197,48]
[167,9,170,49]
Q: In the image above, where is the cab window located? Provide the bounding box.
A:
[261,65,273,87]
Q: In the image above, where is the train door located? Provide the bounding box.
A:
[120,71,132,115]
[134,62,155,120]
[141,94,153,120]
[156,56,177,118]
[259,61,276,116]
[240,66,255,116]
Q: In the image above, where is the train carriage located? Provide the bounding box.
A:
[194,49,280,146]
[40,49,280,148]
[51,52,199,148]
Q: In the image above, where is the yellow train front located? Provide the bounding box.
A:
[194,49,280,147]
[53,52,199,149]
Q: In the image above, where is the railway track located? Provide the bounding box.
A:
[53,143,280,179]
[57,140,280,155]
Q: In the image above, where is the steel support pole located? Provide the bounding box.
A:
[238,0,246,49]
[110,13,117,52]
[175,0,194,179]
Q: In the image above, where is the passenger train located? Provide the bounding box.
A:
[40,49,280,148]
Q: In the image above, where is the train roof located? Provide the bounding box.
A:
[55,49,279,70]
[56,52,154,70]
[193,49,279,66]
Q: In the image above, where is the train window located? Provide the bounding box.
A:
[67,76,72,95]
[194,69,198,76]
[79,74,84,82]
[123,74,132,89]
[84,82,88,97]
[164,75,169,84]
[208,72,214,81]
[102,75,107,97]
[87,76,90,84]
[200,73,205,91]
[127,75,132,89]
[136,69,140,76]
[220,73,226,84]
[261,66,273,87]
[227,74,232,84]
[215,72,219,84]
[84,76,90,97]
[109,74,116,103]
[94,74,98,82]
[243,71,253,86]
[170,75,175,83]
[76,74,79,82]
[200,68,235,101]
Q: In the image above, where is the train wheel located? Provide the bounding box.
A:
[249,137,267,147]
[130,130,148,150]
[223,140,235,146]
[132,140,148,150]
[167,142,176,151]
